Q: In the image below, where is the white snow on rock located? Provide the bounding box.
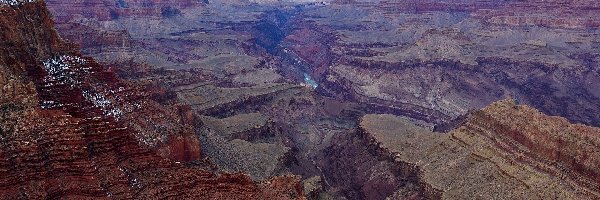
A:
[83,90,112,108]
[0,0,37,6]
[41,55,121,119]
[83,89,123,119]
[39,55,88,109]
[42,55,87,86]
[40,100,62,109]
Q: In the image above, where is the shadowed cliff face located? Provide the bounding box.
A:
[0,1,304,199]
[33,0,600,199]
[252,10,292,53]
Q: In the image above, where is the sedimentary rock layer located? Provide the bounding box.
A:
[37,0,600,199]
[0,2,303,199]
[359,100,600,199]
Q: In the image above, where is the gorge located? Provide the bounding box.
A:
[1,0,600,199]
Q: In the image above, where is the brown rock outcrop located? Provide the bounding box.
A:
[359,99,600,199]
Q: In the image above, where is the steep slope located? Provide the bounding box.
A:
[0,1,303,199]
[359,99,600,199]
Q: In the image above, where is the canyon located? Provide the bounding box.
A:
[0,0,599,199]
[0,1,302,199]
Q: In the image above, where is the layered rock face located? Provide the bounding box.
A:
[0,1,303,199]
[46,0,202,21]
[301,1,600,127]
[37,0,600,199]
[473,0,600,29]
[44,0,203,55]
[359,100,600,199]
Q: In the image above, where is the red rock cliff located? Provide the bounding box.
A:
[0,1,303,199]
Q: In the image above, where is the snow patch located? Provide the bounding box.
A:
[0,0,37,6]
[40,100,62,109]
[82,90,123,119]
[82,90,111,108]
[42,55,87,86]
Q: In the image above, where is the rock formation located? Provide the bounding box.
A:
[359,99,600,199]
[9,0,600,199]
[0,1,303,199]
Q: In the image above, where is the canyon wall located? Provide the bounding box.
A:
[359,99,600,199]
[36,0,600,199]
[0,1,303,199]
